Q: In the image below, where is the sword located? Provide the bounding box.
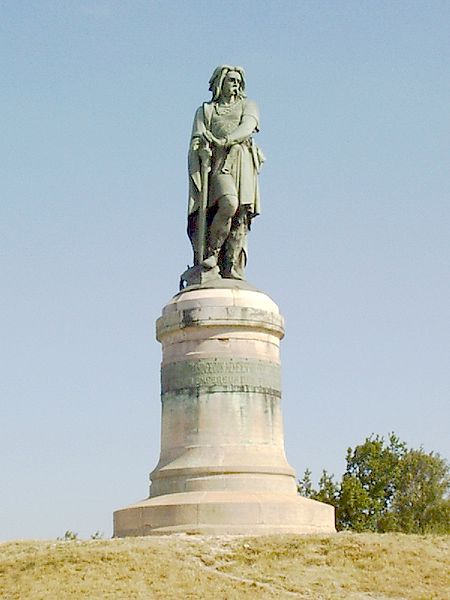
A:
[196,142,211,264]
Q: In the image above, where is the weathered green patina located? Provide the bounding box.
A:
[181,66,264,288]
[161,357,281,395]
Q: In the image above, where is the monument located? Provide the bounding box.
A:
[113,66,335,535]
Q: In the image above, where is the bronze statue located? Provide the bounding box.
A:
[184,66,264,285]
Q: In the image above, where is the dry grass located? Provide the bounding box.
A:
[0,533,448,599]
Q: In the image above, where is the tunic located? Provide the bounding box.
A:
[188,98,263,217]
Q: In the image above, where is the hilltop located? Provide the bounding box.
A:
[1,532,448,599]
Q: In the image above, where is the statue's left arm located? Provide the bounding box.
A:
[226,99,260,145]
[205,100,260,148]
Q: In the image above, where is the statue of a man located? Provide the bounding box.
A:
[187,65,264,280]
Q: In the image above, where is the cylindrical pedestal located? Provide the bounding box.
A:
[114,284,335,536]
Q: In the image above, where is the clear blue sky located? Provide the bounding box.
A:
[1,1,449,540]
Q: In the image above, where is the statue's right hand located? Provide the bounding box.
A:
[190,137,201,152]
[203,131,226,147]
[199,144,212,163]
[202,130,214,144]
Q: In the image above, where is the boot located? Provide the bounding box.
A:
[202,249,220,269]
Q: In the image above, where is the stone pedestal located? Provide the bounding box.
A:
[113,283,335,536]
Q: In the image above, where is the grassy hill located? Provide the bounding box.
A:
[1,533,448,599]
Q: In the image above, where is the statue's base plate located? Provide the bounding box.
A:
[113,491,336,537]
[180,264,221,289]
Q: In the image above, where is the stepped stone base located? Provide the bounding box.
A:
[114,491,335,536]
[113,283,335,536]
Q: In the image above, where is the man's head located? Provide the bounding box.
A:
[209,65,246,102]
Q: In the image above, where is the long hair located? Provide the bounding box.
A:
[208,65,246,102]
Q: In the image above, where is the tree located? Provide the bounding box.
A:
[298,434,450,534]
[298,469,339,506]
[314,470,339,507]
[337,474,372,532]
[297,468,314,498]
[339,433,406,532]
[391,448,450,534]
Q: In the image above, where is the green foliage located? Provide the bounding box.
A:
[57,530,105,541]
[297,468,314,498]
[338,475,373,532]
[57,530,79,541]
[391,448,450,534]
[299,433,450,534]
[314,470,340,506]
[298,468,339,505]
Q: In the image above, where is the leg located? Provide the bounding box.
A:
[221,208,249,279]
[203,194,238,267]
